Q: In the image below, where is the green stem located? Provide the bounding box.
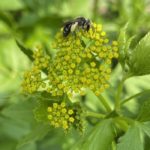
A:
[121,89,150,105]
[114,77,127,111]
[92,0,99,20]
[114,117,129,132]
[119,116,135,125]
[112,141,117,150]
[98,94,112,112]
[85,111,105,119]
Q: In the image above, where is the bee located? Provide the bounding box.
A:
[63,17,91,37]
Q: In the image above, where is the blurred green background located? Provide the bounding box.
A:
[0,0,150,150]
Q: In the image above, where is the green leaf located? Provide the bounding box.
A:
[15,40,49,75]
[137,99,150,122]
[33,99,50,123]
[138,122,150,150]
[0,115,30,140]
[0,136,16,150]
[118,23,135,71]
[78,119,115,150]
[33,92,62,123]
[0,11,13,28]
[118,23,128,67]
[16,40,34,61]
[59,0,92,17]
[0,0,24,10]
[141,122,150,137]
[117,122,144,150]
[17,143,36,150]
[17,123,50,148]
[128,32,150,76]
[2,98,35,123]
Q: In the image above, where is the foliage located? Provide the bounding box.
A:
[0,0,150,150]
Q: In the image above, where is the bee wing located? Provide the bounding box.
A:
[75,17,86,27]
[75,17,85,21]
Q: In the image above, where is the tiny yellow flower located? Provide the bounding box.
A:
[47,107,52,112]
[68,109,74,115]
[101,31,106,36]
[90,62,96,67]
[69,117,75,123]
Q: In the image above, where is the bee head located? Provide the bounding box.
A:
[84,19,91,31]
[62,17,91,37]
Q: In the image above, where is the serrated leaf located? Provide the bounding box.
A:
[0,116,30,140]
[137,99,150,122]
[129,32,150,76]
[17,123,50,148]
[141,122,150,137]
[135,122,150,150]
[60,0,91,17]
[78,119,115,150]
[33,92,62,122]
[0,136,16,150]
[0,0,24,10]
[118,23,128,65]
[117,123,144,150]
[16,40,34,61]
[2,98,35,123]
[118,23,135,70]
[15,40,49,75]
[33,99,50,122]
[0,11,13,28]
[17,143,36,150]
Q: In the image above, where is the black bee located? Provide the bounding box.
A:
[63,17,91,37]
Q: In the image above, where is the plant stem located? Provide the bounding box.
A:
[119,116,135,125]
[114,117,129,132]
[114,77,126,111]
[121,89,150,105]
[85,111,105,119]
[98,94,112,112]
[92,0,99,20]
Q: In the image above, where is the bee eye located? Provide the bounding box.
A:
[63,24,72,37]
[86,25,90,31]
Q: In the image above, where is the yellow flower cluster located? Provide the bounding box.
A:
[33,49,50,70]
[47,102,84,132]
[48,23,118,97]
[22,49,50,93]
[22,22,119,97]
